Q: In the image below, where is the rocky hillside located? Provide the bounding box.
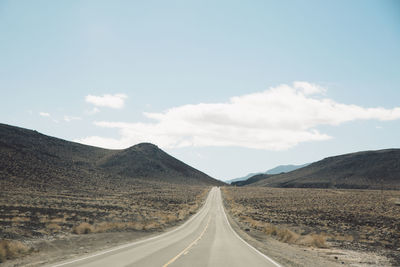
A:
[231,173,275,186]
[251,149,400,189]
[0,123,223,190]
[227,163,308,184]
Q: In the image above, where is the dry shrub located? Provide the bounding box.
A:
[264,224,278,236]
[277,228,300,244]
[177,210,187,220]
[263,223,326,247]
[0,240,30,262]
[245,217,264,229]
[231,207,244,217]
[334,234,354,242]
[143,221,161,230]
[39,216,49,223]
[127,222,145,231]
[189,205,198,215]
[263,224,299,243]
[11,217,30,223]
[298,234,327,248]
[73,222,94,234]
[93,221,144,232]
[93,222,115,233]
[311,234,328,248]
[165,214,177,224]
[51,217,66,223]
[47,223,61,232]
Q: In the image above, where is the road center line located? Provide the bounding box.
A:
[162,216,211,267]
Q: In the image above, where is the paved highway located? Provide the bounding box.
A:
[50,187,281,267]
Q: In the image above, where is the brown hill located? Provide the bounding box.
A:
[98,142,220,185]
[251,149,400,189]
[0,123,223,190]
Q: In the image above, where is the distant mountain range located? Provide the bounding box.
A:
[226,164,309,184]
[265,163,310,174]
[231,173,275,186]
[0,123,223,191]
[226,173,260,184]
[4,123,398,191]
[244,150,400,189]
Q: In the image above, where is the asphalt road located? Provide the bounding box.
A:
[50,187,281,267]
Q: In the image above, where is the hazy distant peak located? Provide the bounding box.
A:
[265,163,310,175]
[227,163,308,184]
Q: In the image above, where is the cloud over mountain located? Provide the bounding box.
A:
[76,82,400,150]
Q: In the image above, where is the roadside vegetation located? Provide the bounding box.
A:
[222,187,400,265]
[0,240,31,263]
[0,183,209,263]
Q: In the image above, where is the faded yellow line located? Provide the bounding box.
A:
[162,216,211,267]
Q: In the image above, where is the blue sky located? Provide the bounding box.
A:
[1,0,399,180]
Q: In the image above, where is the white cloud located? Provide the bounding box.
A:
[293,81,326,95]
[39,111,59,123]
[85,94,127,109]
[39,112,51,117]
[64,115,82,122]
[75,82,400,150]
[85,107,100,115]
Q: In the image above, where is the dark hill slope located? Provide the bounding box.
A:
[0,123,223,190]
[231,173,275,186]
[226,164,309,184]
[252,149,400,189]
[98,143,221,185]
[0,124,109,189]
[265,163,309,175]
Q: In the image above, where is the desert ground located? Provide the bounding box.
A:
[0,183,209,265]
[222,187,400,266]
[1,185,400,266]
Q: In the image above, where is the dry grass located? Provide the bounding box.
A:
[72,222,94,234]
[11,217,30,223]
[0,184,209,262]
[222,186,400,260]
[0,240,30,263]
[297,233,327,248]
[93,221,146,232]
[0,185,208,235]
[241,215,326,247]
[46,223,62,232]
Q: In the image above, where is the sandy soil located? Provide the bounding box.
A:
[223,198,393,267]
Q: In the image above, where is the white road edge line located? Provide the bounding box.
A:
[50,188,214,267]
[220,189,283,267]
